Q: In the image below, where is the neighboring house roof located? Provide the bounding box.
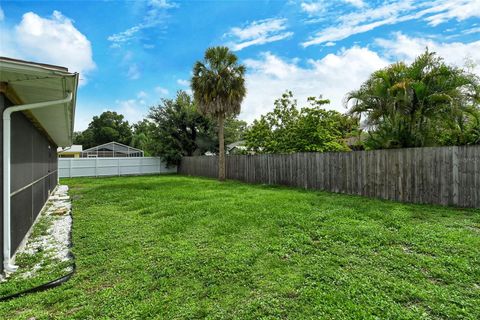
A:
[58,144,83,153]
[0,56,79,147]
[83,141,144,154]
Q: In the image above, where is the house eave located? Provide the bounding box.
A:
[0,57,79,147]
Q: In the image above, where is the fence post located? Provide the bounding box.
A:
[452,146,459,206]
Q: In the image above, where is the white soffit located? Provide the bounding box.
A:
[0,57,79,147]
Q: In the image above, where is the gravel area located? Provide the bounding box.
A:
[5,185,73,280]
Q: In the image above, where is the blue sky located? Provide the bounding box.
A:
[1,0,479,130]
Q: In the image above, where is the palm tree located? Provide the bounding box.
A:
[347,50,480,149]
[191,46,246,181]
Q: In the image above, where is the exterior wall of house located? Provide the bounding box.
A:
[1,93,58,272]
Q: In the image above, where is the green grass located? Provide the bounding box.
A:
[0,201,73,302]
[1,175,479,319]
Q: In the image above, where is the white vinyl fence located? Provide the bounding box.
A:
[59,157,176,178]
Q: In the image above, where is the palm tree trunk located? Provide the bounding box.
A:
[218,113,226,181]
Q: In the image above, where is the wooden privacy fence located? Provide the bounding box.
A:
[179,145,480,208]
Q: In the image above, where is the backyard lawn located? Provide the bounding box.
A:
[0,175,479,319]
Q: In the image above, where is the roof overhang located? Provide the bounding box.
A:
[0,57,79,147]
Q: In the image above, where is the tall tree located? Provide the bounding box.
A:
[191,46,247,181]
[73,111,132,149]
[131,119,156,156]
[347,50,480,149]
[225,117,247,143]
[73,130,94,148]
[148,91,212,165]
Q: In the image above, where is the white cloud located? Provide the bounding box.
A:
[155,86,169,95]
[177,79,189,86]
[375,32,480,74]
[305,18,387,46]
[225,18,293,51]
[115,98,147,124]
[344,0,365,8]
[425,0,480,26]
[240,47,388,123]
[302,0,480,47]
[107,25,143,45]
[127,64,140,80]
[74,105,95,131]
[0,6,4,21]
[300,0,365,17]
[0,11,95,85]
[149,0,178,9]
[137,91,148,99]
[301,2,324,14]
[229,18,286,40]
[120,52,142,80]
[243,53,299,79]
[302,1,415,47]
[108,0,177,47]
[463,26,480,35]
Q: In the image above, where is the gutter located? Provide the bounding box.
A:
[3,92,73,272]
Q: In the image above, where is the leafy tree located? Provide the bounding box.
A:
[465,108,480,144]
[200,117,248,153]
[225,117,248,145]
[73,130,94,148]
[191,46,247,181]
[147,90,248,165]
[131,119,156,156]
[347,50,480,149]
[245,91,358,153]
[438,106,480,145]
[148,91,212,165]
[74,111,133,149]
